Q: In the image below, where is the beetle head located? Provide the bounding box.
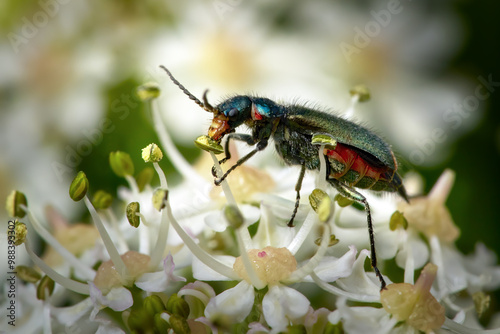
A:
[208,96,252,142]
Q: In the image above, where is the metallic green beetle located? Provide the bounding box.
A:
[161,66,409,290]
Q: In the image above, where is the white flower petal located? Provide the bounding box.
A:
[252,202,296,249]
[53,297,94,326]
[304,307,331,333]
[96,322,126,334]
[135,253,186,292]
[171,244,194,268]
[192,254,236,281]
[247,322,271,333]
[328,297,396,334]
[179,281,216,303]
[205,281,255,323]
[89,282,133,320]
[205,210,228,232]
[308,245,357,282]
[463,243,500,291]
[465,243,498,270]
[240,204,262,226]
[375,228,400,260]
[335,250,383,298]
[395,233,429,270]
[179,281,217,318]
[439,244,468,294]
[100,287,133,312]
[262,285,310,332]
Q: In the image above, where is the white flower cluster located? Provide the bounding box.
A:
[3,91,500,334]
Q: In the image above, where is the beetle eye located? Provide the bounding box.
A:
[227,108,238,117]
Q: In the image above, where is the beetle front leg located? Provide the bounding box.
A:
[288,163,306,227]
[211,133,256,177]
[327,178,387,291]
[214,139,268,185]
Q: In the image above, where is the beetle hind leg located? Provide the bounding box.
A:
[327,178,387,290]
[287,163,306,227]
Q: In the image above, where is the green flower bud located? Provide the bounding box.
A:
[154,313,171,332]
[144,294,166,316]
[349,84,371,102]
[194,135,224,154]
[126,202,141,228]
[69,171,89,201]
[389,210,408,231]
[16,265,42,283]
[142,143,163,163]
[37,275,55,300]
[152,189,168,211]
[92,190,113,210]
[223,204,244,229]
[324,321,344,334]
[6,190,28,218]
[13,221,27,246]
[311,134,337,150]
[127,309,148,332]
[136,82,161,101]
[136,167,155,192]
[334,194,354,208]
[109,151,135,177]
[169,314,190,334]
[166,294,190,318]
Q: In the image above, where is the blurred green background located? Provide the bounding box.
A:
[1,0,499,287]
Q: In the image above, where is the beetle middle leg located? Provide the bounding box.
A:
[288,163,306,227]
[214,139,268,186]
[211,133,256,177]
[327,178,387,290]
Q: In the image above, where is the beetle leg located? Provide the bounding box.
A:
[327,178,387,291]
[214,139,268,185]
[287,163,306,227]
[211,133,256,177]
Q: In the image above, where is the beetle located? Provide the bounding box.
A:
[160,65,409,290]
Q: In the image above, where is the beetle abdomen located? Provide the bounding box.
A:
[325,143,402,194]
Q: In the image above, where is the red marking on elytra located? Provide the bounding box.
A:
[251,104,263,121]
[325,143,389,184]
[258,251,267,258]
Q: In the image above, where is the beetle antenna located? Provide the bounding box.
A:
[202,90,215,111]
[159,65,214,113]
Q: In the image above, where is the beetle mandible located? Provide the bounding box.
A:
[160,65,409,290]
